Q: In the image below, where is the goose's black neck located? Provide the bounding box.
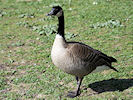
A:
[57,13,65,38]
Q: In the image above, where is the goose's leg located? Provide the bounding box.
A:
[76,77,83,95]
[67,77,83,98]
[76,76,79,84]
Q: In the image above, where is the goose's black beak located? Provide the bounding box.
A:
[46,9,54,16]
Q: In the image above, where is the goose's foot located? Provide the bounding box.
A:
[66,77,83,98]
[66,91,80,98]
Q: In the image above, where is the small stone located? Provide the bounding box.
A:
[93,1,98,5]
[36,37,40,40]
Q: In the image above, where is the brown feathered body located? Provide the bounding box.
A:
[51,34,117,78]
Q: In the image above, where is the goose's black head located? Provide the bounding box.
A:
[47,6,63,17]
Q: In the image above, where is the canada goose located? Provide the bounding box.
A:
[47,6,118,98]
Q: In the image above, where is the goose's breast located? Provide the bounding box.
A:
[51,47,89,77]
[51,45,66,68]
[51,35,68,70]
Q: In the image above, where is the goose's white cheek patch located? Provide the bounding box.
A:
[56,10,63,17]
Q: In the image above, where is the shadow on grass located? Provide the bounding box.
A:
[88,78,133,93]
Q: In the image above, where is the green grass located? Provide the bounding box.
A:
[0,0,133,99]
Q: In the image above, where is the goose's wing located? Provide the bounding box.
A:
[67,42,118,72]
